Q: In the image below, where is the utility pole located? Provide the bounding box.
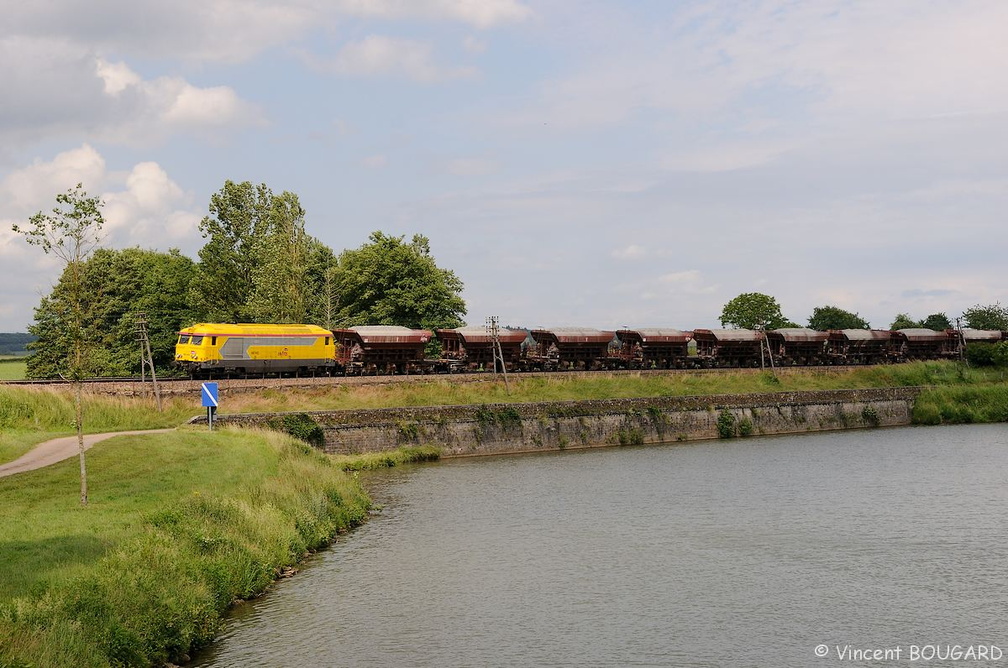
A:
[759,324,776,376]
[486,315,510,394]
[135,312,163,412]
[955,317,968,366]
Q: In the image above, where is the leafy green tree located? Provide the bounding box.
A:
[889,313,920,330]
[192,181,336,325]
[192,180,274,322]
[962,303,1008,331]
[248,191,311,323]
[304,239,340,329]
[334,231,466,330]
[26,248,197,377]
[921,313,952,331]
[13,183,104,505]
[719,292,791,330]
[807,305,870,331]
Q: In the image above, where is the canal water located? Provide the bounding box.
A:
[193,425,1008,667]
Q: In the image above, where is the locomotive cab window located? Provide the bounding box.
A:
[191,336,204,345]
[178,335,190,344]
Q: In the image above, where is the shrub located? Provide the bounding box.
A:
[270,413,324,448]
[716,410,737,438]
[737,417,754,437]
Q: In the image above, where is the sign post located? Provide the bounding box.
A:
[201,382,219,430]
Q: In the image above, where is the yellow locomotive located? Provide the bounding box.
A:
[174,323,336,377]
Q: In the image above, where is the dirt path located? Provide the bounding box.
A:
[0,429,175,478]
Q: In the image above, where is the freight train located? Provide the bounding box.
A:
[174,323,1005,378]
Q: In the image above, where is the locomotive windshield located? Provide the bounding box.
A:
[178,335,190,344]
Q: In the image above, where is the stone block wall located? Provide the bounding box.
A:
[206,388,919,457]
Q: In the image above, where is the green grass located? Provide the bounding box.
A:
[913,384,1008,425]
[221,361,1004,413]
[0,358,27,381]
[330,444,442,471]
[0,427,371,668]
[0,386,200,464]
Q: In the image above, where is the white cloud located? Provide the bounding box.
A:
[500,1,1008,134]
[4,1,316,64]
[0,50,262,148]
[102,162,201,246]
[0,145,108,215]
[307,35,477,82]
[612,245,646,260]
[0,146,203,329]
[333,0,532,28]
[362,154,388,168]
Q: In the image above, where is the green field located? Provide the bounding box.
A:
[0,358,27,381]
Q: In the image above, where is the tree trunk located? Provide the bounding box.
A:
[76,379,87,506]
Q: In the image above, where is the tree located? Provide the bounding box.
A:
[921,313,952,331]
[962,303,1008,331]
[334,231,466,330]
[191,181,274,322]
[807,305,870,331]
[304,239,340,328]
[192,181,335,325]
[27,248,198,378]
[889,312,952,331]
[247,191,311,323]
[13,183,104,506]
[889,313,919,330]
[719,292,792,330]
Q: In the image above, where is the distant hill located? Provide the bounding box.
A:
[0,333,35,356]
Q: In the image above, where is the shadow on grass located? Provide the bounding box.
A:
[0,534,108,601]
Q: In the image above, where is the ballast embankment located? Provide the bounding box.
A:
[200,387,920,456]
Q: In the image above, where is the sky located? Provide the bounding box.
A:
[1,0,1006,333]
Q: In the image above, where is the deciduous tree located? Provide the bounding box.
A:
[962,303,1008,331]
[27,248,197,377]
[192,181,274,322]
[13,183,104,505]
[719,292,792,330]
[807,305,870,331]
[334,232,466,330]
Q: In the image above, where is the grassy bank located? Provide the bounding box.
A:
[0,427,371,668]
[0,386,198,463]
[331,444,442,471]
[914,384,1008,425]
[217,360,1007,414]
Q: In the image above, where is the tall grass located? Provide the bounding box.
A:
[330,445,442,471]
[913,385,1008,425]
[0,428,370,667]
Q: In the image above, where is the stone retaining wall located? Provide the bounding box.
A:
[204,387,920,457]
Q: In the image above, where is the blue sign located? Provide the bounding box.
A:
[201,382,219,408]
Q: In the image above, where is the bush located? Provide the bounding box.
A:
[716,410,737,438]
[966,342,1008,368]
[270,413,324,448]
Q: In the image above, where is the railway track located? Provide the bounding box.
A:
[2,365,865,397]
